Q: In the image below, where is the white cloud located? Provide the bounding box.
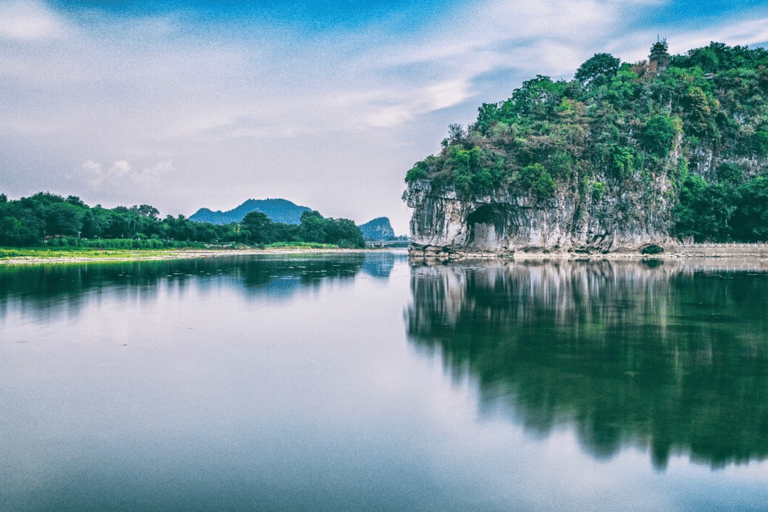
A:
[364,79,473,128]
[74,160,173,190]
[680,17,768,53]
[0,0,65,40]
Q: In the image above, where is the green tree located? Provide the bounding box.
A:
[575,53,621,86]
[717,162,745,185]
[44,202,84,237]
[299,210,327,243]
[643,116,678,158]
[324,218,365,248]
[673,176,734,241]
[731,176,768,241]
[241,211,276,244]
[518,164,556,198]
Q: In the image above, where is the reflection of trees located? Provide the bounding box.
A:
[406,261,768,469]
[0,255,366,322]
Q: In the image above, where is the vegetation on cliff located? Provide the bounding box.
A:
[405,41,768,243]
[0,192,364,248]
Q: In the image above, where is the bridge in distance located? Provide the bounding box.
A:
[365,239,410,248]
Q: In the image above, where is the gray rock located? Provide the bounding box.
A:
[404,178,677,257]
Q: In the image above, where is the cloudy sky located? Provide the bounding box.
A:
[2,0,768,233]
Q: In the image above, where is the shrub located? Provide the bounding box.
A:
[641,245,664,255]
[643,115,679,157]
[405,162,428,182]
[592,181,606,201]
[518,164,557,198]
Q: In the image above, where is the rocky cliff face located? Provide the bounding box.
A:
[404,177,676,257]
[358,217,396,241]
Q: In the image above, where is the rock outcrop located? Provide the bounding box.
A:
[358,217,396,241]
[404,178,676,258]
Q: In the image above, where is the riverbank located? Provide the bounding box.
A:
[408,243,768,270]
[0,246,371,266]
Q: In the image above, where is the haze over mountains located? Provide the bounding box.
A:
[190,199,400,240]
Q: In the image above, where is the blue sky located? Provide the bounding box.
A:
[2,0,768,233]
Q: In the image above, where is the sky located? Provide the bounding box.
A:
[1,1,768,234]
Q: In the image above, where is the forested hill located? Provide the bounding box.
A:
[0,193,364,248]
[190,198,311,225]
[405,41,768,244]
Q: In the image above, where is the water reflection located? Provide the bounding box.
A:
[0,253,403,325]
[406,260,768,469]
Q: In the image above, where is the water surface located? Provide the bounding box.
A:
[1,254,767,511]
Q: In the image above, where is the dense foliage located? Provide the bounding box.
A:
[0,192,364,248]
[405,41,768,242]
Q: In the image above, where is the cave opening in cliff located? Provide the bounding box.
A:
[466,204,514,248]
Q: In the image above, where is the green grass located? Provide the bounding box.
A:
[0,243,355,262]
[0,247,175,260]
[262,242,340,249]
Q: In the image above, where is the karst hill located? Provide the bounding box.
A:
[404,41,768,257]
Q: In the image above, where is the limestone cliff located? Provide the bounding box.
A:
[358,217,396,241]
[405,178,675,256]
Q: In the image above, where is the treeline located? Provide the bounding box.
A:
[0,192,365,248]
[675,173,768,242]
[405,41,768,242]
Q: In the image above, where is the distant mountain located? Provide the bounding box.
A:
[190,198,312,225]
[358,217,395,241]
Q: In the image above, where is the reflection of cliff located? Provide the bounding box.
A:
[359,252,398,279]
[406,261,768,469]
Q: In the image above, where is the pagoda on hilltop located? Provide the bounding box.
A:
[649,37,670,74]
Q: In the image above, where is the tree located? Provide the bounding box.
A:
[730,177,768,242]
[45,202,84,237]
[299,210,327,243]
[323,218,365,248]
[575,53,621,86]
[518,164,556,198]
[66,195,86,208]
[673,176,734,242]
[133,204,160,219]
[442,124,467,147]
[642,116,678,157]
[241,211,276,244]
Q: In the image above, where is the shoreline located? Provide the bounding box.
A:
[0,247,374,266]
[407,243,768,269]
[2,244,768,269]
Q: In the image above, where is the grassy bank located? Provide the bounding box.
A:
[0,247,177,260]
[0,242,357,265]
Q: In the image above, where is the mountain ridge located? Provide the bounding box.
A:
[190,198,311,225]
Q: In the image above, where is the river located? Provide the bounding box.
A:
[1,252,767,511]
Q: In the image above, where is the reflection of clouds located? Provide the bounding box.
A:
[406,260,768,469]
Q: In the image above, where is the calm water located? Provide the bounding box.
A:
[1,253,767,511]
